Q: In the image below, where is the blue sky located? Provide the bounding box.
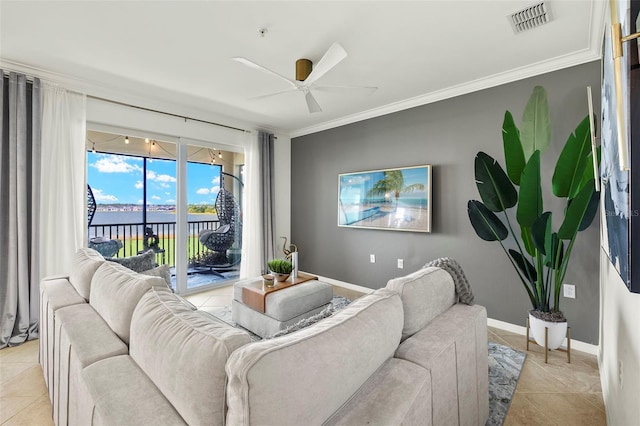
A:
[87,153,221,205]
[339,167,429,203]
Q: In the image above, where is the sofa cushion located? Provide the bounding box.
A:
[82,355,187,426]
[225,288,404,426]
[89,261,169,344]
[130,289,251,426]
[324,358,433,426]
[106,249,155,272]
[386,266,456,340]
[68,248,105,301]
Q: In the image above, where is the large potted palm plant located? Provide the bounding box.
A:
[467,86,600,349]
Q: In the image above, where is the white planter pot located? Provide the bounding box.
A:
[528,313,567,350]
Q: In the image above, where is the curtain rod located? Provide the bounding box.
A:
[87,94,250,134]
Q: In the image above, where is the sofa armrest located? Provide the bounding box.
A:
[395,304,488,426]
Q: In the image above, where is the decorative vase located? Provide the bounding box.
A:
[528,312,568,350]
[291,252,299,278]
[271,272,290,282]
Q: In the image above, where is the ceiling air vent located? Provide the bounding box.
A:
[509,2,552,34]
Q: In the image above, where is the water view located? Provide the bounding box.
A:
[92,211,217,225]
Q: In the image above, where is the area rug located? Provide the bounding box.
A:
[487,342,527,426]
[206,303,525,425]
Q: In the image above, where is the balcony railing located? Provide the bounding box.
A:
[88,220,220,266]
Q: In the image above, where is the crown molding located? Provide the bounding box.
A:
[291,49,601,138]
[291,1,607,138]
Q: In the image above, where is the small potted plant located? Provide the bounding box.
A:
[268,258,293,282]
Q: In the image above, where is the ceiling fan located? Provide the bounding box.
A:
[233,42,377,113]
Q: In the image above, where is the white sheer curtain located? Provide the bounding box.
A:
[239,131,277,278]
[239,132,262,278]
[40,84,86,278]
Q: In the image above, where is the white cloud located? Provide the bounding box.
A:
[134,181,143,189]
[159,183,170,188]
[147,170,176,183]
[196,188,210,195]
[151,195,161,200]
[137,199,143,204]
[212,176,221,184]
[166,199,175,203]
[91,155,142,174]
[92,188,118,202]
[156,174,176,183]
[211,185,220,194]
[165,192,170,195]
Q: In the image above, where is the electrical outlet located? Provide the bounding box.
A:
[563,284,576,299]
[397,259,404,269]
[370,254,376,263]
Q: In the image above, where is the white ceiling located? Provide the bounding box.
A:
[0,1,605,137]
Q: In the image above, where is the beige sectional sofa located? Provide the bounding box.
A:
[41,248,488,425]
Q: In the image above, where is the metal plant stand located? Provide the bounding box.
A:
[525,317,571,364]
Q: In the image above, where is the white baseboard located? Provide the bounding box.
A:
[488,318,599,356]
[301,271,374,295]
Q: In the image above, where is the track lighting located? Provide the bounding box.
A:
[92,142,96,153]
[145,138,150,144]
[218,151,222,159]
[125,136,130,144]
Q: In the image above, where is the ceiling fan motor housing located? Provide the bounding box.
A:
[296,59,312,81]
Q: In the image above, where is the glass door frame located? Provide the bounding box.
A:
[85,125,244,296]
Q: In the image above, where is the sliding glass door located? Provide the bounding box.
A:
[86,130,244,293]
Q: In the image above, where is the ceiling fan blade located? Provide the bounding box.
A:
[312,85,378,95]
[305,91,322,113]
[232,57,298,88]
[303,42,347,86]
[250,88,298,100]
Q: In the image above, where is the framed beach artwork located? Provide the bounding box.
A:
[338,165,432,233]
[601,0,640,292]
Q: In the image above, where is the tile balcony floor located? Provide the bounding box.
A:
[0,285,605,425]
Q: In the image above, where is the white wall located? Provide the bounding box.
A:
[599,250,640,424]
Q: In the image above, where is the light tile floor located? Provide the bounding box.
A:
[0,285,605,425]
[489,327,606,426]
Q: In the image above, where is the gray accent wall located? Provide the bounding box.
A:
[291,61,601,344]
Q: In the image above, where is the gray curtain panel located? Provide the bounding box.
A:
[0,71,42,348]
[259,131,276,273]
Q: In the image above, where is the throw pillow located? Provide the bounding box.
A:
[141,264,172,290]
[107,250,155,273]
